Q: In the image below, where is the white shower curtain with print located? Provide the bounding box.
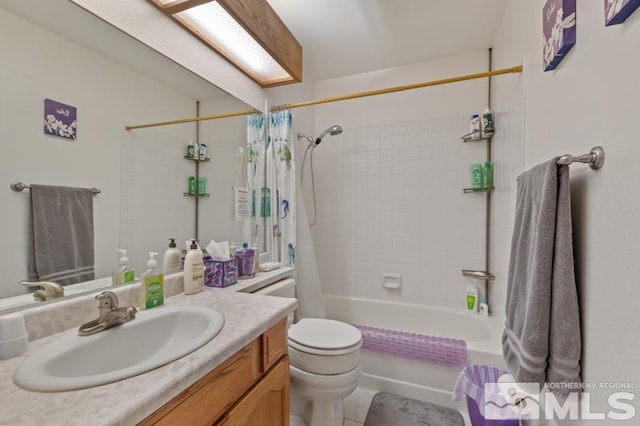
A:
[244,114,266,250]
[266,110,296,266]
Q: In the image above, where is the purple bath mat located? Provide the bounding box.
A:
[354,324,467,367]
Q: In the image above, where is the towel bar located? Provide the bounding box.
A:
[10,182,101,195]
[462,270,495,281]
[557,146,605,170]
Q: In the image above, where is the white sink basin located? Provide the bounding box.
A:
[14,305,225,392]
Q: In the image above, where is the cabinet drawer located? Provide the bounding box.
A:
[261,318,288,372]
[140,339,262,426]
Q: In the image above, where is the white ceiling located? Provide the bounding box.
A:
[2,0,510,98]
[267,0,510,81]
[0,0,229,101]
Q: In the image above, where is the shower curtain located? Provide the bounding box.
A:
[266,110,296,266]
[244,113,266,249]
[246,110,325,319]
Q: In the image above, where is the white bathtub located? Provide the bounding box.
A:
[324,294,506,410]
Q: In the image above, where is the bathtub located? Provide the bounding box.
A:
[323,294,506,410]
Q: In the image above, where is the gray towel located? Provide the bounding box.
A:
[502,159,581,399]
[28,184,95,285]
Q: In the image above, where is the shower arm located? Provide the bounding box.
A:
[297,133,315,148]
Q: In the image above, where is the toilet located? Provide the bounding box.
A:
[253,279,363,426]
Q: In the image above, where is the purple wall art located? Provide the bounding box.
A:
[543,0,576,72]
[44,99,77,140]
[605,0,640,25]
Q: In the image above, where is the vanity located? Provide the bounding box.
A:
[0,270,297,425]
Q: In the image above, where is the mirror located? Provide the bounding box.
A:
[0,1,256,311]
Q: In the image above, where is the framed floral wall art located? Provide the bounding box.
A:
[44,99,77,140]
[543,0,576,72]
[605,0,640,25]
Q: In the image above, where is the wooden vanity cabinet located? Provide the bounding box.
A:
[140,318,289,426]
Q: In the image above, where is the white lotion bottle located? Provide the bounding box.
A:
[183,239,204,295]
[162,238,182,275]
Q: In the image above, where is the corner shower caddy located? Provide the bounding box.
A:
[461,130,496,194]
[183,154,210,198]
[460,128,495,283]
[182,155,211,198]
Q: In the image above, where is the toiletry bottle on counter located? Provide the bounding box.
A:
[162,238,182,275]
[112,249,135,285]
[139,252,164,310]
[184,239,204,294]
[235,243,256,279]
[466,286,478,313]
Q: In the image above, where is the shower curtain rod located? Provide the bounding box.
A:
[124,65,523,131]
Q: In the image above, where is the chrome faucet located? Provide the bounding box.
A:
[20,280,64,301]
[78,291,137,336]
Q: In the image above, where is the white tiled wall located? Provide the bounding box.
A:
[119,129,195,274]
[119,115,248,275]
[309,116,490,310]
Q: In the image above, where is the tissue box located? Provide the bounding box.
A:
[181,255,238,287]
[206,257,238,287]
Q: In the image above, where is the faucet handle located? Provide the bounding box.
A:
[20,281,64,300]
[95,291,119,310]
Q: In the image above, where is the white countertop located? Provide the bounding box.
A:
[0,272,297,425]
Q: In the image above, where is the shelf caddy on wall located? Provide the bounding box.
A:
[461,125,494,283]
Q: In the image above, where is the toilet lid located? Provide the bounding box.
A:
[288,318,362,350]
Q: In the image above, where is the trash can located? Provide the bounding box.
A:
[453,365,523,426]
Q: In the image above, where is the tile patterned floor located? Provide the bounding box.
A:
[342,387,379,425]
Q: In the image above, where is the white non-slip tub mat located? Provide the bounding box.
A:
[364,392,464,426]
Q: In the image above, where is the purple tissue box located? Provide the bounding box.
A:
[181,255,238,287]
[207,257,238,287]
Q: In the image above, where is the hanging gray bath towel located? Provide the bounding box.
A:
[28,184,95,285]
[502,159,581,400]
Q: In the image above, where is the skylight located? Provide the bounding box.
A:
[147,0,302,87]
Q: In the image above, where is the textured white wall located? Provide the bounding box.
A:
[0,9,243,296]
[492,0,640,416]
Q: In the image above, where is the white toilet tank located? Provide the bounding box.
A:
[252,278,296,298]
[252,278,296,323]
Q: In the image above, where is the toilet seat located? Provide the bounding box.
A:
[288,318,362,351]
[288,318,362,375]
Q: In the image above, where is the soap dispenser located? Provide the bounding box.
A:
[162,238,182,275]
[184,240,204,295]
[112,249,135,286]
[139,252,164,310]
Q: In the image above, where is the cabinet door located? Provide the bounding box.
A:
[219,357,290,426]
[140,339,262,426]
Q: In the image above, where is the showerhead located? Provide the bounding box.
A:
[315,125,343,145]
